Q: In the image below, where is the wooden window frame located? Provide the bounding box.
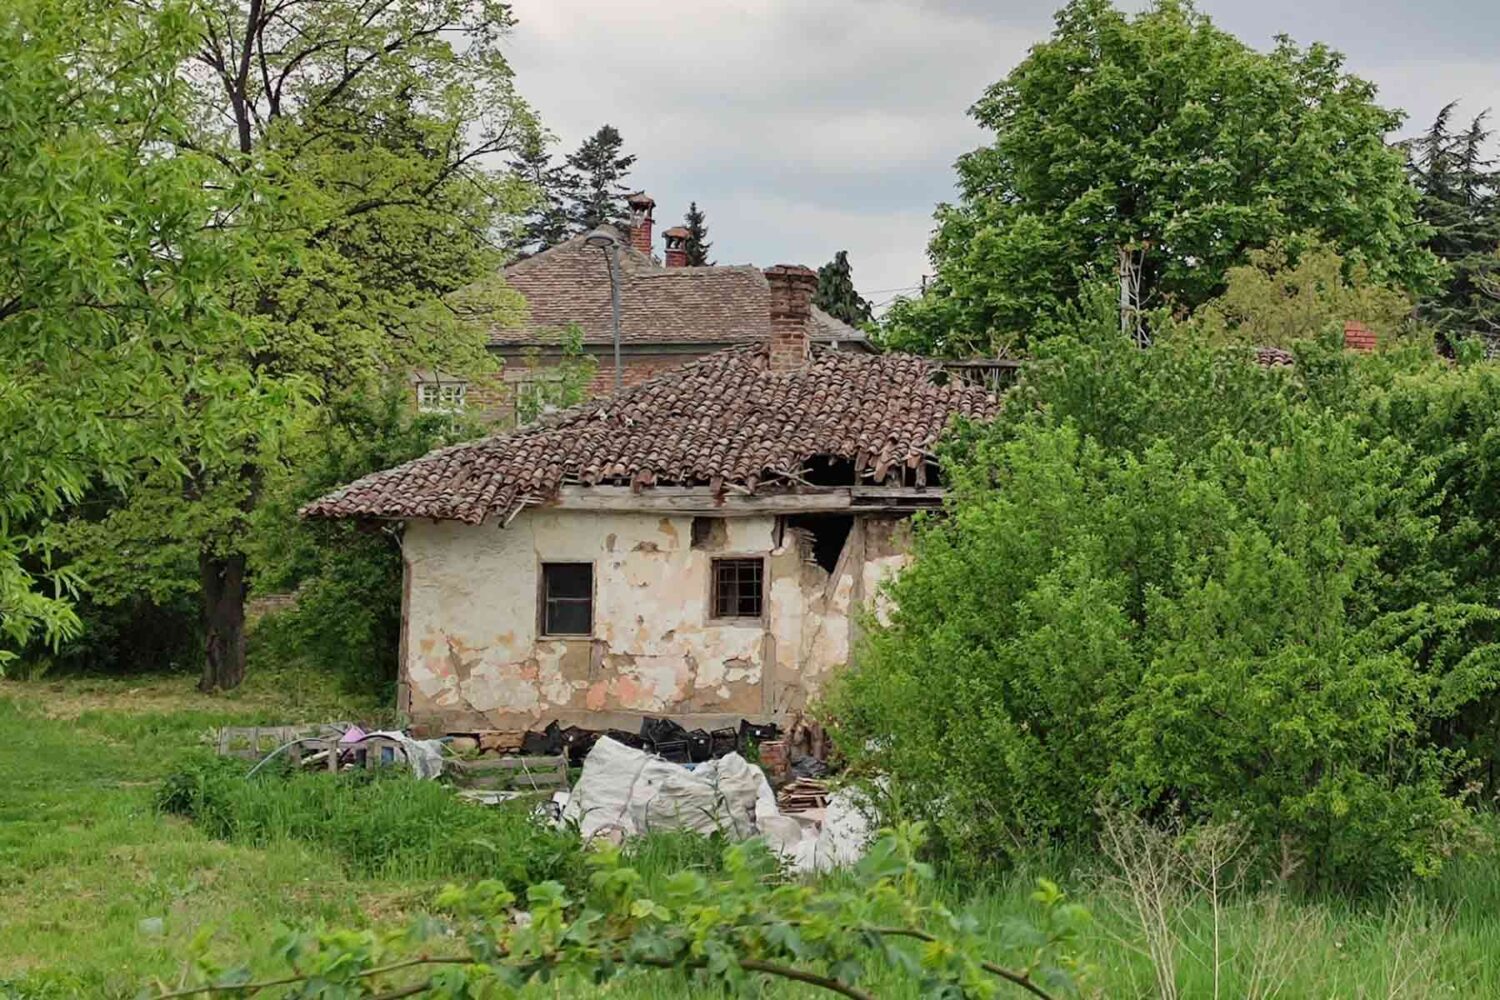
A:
[706,554,767,625]
[537,560,595,638]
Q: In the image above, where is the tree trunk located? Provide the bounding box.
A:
[199,551,247,692]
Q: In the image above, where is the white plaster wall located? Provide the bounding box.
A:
[400,509,909,730]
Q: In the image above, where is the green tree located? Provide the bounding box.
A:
[0,0,282,668]
[882,0,1438,356]
[1190,240,1414,348]
[562,125,637,232]
[683,201,714,266]
[834,300,1500,887]
[1407,103,1500,345]
[76,0,539,690]
[511,133,572,254]
[814,251,874,326]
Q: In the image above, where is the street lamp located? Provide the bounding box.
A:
[584,226,624,394]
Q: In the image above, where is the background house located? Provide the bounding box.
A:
[414,194,871,424]
[311,266,994,734]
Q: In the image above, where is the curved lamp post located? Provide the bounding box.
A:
[584,226,624,394]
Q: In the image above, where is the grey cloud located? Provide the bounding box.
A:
[506,0,1500,304]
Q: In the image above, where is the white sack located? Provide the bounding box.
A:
[776,786,876,874]
[564,736,769,840]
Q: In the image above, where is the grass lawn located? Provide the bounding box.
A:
[3,669,1500,998]
[0,668,404,998]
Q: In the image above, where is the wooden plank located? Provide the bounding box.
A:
[548,485,944,515]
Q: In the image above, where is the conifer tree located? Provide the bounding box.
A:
[562,125,636,232]
[683,201,713,265]
[814,250,874,326]
[510,136,571,253]
[1408,102,1500,343]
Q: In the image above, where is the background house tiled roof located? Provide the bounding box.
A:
[492,228,866,349]
[303,344,996,524]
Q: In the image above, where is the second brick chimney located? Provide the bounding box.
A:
[627,192,655,255]
[662,226,690,267]
[1343,320,1377,353]
[765,264,818,372]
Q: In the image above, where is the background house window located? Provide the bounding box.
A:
[541,562,593,636]
[417,381,466,413]
[511,375,552,425]
[711,558,764,619]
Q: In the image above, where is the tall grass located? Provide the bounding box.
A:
[156,757,583,889]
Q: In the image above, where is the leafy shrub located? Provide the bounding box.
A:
[832,322,1500,889]
[157,755,584,891]
[161,824,1093,1000]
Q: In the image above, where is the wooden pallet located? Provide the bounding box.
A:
[216,723,351,759]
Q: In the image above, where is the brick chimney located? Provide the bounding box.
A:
[765,264,818,371]
[627,192,655,255]
[662,226,690,267]
[1344,320,1377,353]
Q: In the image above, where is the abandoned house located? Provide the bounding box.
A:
[308,265,996,733]
[413,192,871,423]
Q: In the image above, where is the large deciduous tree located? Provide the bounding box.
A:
[0,0,281,669]
[882,0,1438,357]
[80,0,538,690]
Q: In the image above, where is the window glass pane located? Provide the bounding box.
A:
[545,562,591,599]
[542,563,592,635]
[712,558,763,619]
[546,598,592,636]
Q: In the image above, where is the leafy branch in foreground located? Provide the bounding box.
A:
[148,824,1093,999]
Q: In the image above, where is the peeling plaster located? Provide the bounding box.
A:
[400,509,912,729]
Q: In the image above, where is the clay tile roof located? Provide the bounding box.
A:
[1254,346,1296,367]
[492,229,866,348]
[303,344,998,524]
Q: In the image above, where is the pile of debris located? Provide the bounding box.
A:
[216,713,869,871]
[217,723,446,779]
[498,717,782,766]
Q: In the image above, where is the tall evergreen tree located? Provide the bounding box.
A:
[510,136,571,254]
[683,202,713,265]
[814,251,874,326]
[1408,103,1500,343]
[562,125,636,232]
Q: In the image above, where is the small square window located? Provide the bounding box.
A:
[711,558,764,620]
[417,381,466,413]
[541,562,593,636]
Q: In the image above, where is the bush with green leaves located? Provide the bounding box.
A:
[151,824,1093,999]
[833,317,1500,888]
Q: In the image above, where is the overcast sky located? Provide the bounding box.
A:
[504,0,1500,308]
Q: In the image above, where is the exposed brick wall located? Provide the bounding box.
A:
[1344,320,1377,353]
[584,354,698,396]
[765,264,817,372]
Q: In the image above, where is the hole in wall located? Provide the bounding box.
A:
[783,514,853,574]
[800,455,857,486]
[691,516,727,550]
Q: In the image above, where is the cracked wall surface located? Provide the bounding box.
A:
[400,509,911,731]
